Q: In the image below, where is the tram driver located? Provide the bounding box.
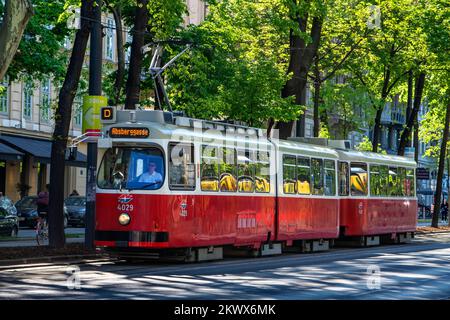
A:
[137,161,163,185]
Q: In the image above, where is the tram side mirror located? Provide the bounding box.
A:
[68,146,77,161]
[113,171,125,190]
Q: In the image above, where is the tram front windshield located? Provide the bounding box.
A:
[97,147,165,190]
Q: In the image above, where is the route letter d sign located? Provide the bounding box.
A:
[83,96,107,138]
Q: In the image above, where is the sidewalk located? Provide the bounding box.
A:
[0,237,84,248]
[417,220,449,227]
[0,227,85,248]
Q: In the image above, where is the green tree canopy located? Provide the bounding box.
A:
[1,0,70,82]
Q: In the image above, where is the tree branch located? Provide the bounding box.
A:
[0,0,34,80]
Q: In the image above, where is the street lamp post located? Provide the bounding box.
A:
[85,0,103,249]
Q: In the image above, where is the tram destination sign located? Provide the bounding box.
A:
[109,127,150,138]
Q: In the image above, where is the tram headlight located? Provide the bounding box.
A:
[118,213,131,226]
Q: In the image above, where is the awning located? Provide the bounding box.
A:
[0,134,51,162]
[0,134,87,167]
[0,142,23,161]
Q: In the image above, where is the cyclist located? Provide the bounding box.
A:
[36,184,49,231]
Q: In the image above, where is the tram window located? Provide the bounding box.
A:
[370,165,381,196]
[324,160,336,196]
[201,145,219,191]
[379,166,389,196]
[406,169,415,197]
[350,163,368,196]
[311,158,324,195]
[338,162,349,196]
[237,149,255,193]
[297,157,311,195]
[255,151,270,193]
[97,147,165,190]
[168,143,195,190]
[219,148,237,192]
[283,155,297,194]
[398,167,407,197]
[389,167,401,196]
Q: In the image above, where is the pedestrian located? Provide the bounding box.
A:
[69,189,79,197]
[441,199,448,222]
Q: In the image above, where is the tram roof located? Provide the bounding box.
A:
[100,110,415,167]
[336,149,417,168]
[273,139,339,159]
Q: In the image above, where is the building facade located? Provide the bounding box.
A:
[0,74,86,202]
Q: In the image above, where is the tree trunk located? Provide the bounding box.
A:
[48,0,93,248]
[432,100,450,228]
[0,0,33,80]
[275,5,323,140]
[414,118,419,162]
[124,0,149,110]
[105,1,125,106]
[398,72,426,156]
[313,70,321,137]
[372,107,383,152]
[447,158,450,217]
[406,70,413,135]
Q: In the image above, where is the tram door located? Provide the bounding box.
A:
[168,142,198,240]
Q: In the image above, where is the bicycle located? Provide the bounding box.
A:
[36,215,48,245]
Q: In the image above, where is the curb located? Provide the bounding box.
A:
[0,254,111,269]
[416,230,450,235]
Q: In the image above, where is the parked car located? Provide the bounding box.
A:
[15,196,69,229]
[15,196,39,228]
[0,196,19,237]
[64,196,86,227]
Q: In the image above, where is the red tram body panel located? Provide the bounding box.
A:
[277,197,339,240]
[340,198,417,236]
[95,193,276,249]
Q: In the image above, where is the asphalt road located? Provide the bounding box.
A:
[0,233,450,300]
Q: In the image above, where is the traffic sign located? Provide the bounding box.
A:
[100,106,116,123]
[83,96,107,138]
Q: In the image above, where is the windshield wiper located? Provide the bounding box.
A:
[126,181,161,191]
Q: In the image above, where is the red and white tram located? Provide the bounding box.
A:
[94,110,417,261]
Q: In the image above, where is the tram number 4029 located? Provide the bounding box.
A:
[117,204,134,212]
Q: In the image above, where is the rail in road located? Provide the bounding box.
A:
[0,233,450,300]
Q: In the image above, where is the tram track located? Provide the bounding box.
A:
[2,233,448,277]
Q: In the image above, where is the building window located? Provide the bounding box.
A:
[23,81,33,119]
[73,95,82,127]
[125,32,132,64]
[41,79,51,122]
[0,77,8,114]
[105,18,115,61]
